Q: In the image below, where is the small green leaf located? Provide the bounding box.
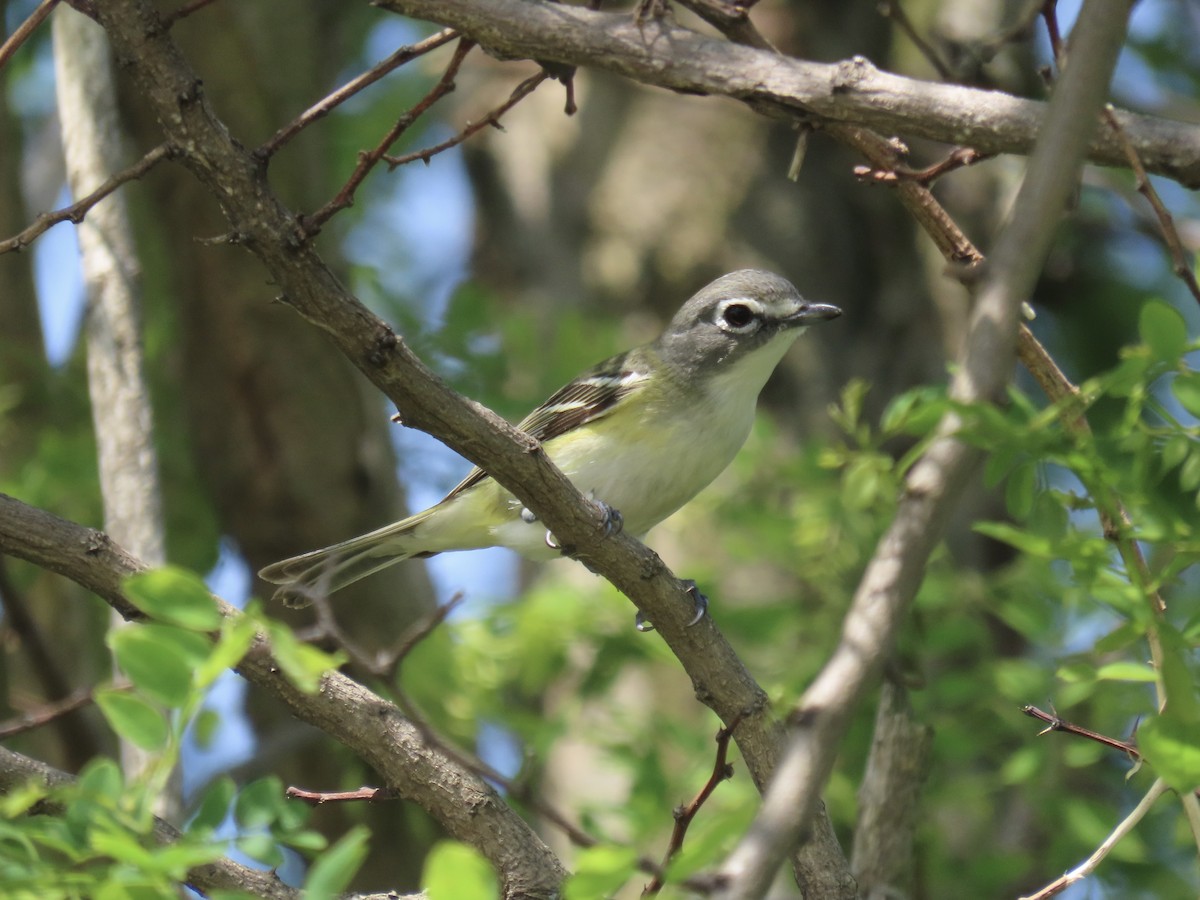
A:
[1162,433,1192,472]
[236,833,283,868]
[194,615,257,689]
[973,521,1054,558]
[77,758,124,803]
[1158,625,1200,723]
[265,621,343,694]
[234,777,286,830]
[95,689,169,751]
[1094,661,1158,683]
[1139,715,1200,793]
[563,844,639,900]
[1004,461,1037,520]
[1173,371,1200,417]
[192,708,221,750]
[842,456,883,510]
[1139,299,1188,363]
[189,776,236,834]
[110,624,211,708]
[123,566,222,631]
[305,826,371,900]
[1181,450,1200,492]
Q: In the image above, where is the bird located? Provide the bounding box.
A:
[259,269,841,619]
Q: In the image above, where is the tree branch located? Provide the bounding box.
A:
[374,0,1200,188]
[0,492,566,898]
[712,0,1134,895]
[88,1,853,892]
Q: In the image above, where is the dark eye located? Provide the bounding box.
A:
[722,303,755,329]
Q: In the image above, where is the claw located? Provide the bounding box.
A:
[683,579,709,626]
[634,579,709,632]
[594,500,623,537]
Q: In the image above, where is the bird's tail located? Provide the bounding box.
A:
[258,508,438,608]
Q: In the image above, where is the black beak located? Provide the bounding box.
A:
[789,302,842,323]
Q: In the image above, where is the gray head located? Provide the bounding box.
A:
[656,270,841,379]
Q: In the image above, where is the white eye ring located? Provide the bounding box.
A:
[716,298,763,334]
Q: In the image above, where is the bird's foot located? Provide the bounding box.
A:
[635,579,708,632]
[544,498,623,555]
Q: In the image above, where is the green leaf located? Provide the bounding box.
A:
[304,826,371,900]
[1172,372,1200,418]
[109,624,211,708]
[1139,715,1200,793]
[95,689,169,752]
[1094,661,1158,683]
[1181,450,1200,492]
[234,777,286,830]
[265,621,343,693]
[973,521,1054,558]
[1161,433,1192,472]
[236,833,283,868]
[193,615,257,689]
[192,708,221,750]
[77,757,124,804]
[1139,299,1188,363]
[123,566,222,631]
[189,776,236,834]
[1004,461,1037,520]
[1158,624,1200,723]
[563,844,639,900]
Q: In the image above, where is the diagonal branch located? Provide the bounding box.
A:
[0,143,174,256]
[0,491,567,897]
[712,0,1134,896]
[84,0,855,890]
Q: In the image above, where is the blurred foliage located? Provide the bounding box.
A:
[0,568,351,897]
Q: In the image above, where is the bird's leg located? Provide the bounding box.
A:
[635,579,708,632]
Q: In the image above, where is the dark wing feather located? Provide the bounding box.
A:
[443,351,642,500]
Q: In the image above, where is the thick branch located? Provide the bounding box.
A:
[0,492,565,899]
[713,0,1134,895]
[88,3,852,891]
[375,0,1200,187]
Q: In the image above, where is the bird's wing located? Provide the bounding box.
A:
[442,350,646,500]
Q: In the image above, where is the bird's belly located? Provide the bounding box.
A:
[481,393,756,559]
[552,403,752,537]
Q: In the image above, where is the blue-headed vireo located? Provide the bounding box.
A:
[260,269,841,612]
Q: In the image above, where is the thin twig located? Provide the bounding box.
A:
[1101,106,1200,305]
[381,70,550,168]
[300,38,476,237]
[0,143,175,255]
[285,785,401,804]
[256,28,459,160]
[1021,705,1139,758]
[0,0,60,72]
[1019,778,1171,900]
[853,146,993,187]
[0,688,95,740]
[670,0,775,51]
[877,0,953,79]
[643,718,743,895]
[296,592,466,681]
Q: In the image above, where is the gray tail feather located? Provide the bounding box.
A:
[258,516,429,608]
